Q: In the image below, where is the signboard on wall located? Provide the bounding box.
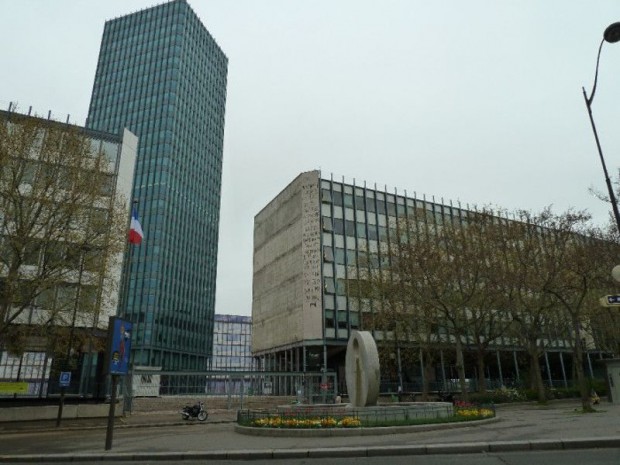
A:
[106,317,133,375]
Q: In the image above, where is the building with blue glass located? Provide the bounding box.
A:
[86,0,228,370]
[212,314,254,371]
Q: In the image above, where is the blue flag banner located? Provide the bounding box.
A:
[107,317,132,375]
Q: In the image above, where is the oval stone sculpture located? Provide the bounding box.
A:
[345,330,380,407]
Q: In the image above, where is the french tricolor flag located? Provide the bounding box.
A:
[128,208,144,245]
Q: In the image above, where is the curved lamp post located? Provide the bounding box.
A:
[582,22,620,234]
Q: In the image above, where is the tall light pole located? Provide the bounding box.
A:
[582,22,620,234]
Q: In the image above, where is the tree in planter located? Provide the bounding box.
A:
[0,113,128,363]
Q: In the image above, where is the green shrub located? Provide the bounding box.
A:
[588,378,607,396]
[469,387,526,404]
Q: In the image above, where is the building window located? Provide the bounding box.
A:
[323,246,334,262]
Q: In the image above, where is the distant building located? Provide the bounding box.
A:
[0,107,137,397]
[86,0,228,370]
[212,314,253,371]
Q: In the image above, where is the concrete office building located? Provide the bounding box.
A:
[0,107,137,396]
[86,0,228,370]
[252,170,612,392]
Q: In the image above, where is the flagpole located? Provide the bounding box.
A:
[120,199,138,363]
[118,199,140,415]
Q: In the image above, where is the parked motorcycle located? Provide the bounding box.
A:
[180,400,208,421]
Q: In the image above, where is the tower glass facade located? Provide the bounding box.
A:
[87,0,228,370]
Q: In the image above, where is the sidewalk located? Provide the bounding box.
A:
[0,399,619,461]
[0,407,238,434]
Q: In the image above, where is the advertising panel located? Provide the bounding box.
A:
[106,317,132,375]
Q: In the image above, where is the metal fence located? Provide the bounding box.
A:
[125,369,338,411]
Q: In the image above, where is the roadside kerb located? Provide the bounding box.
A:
[2,438,620,463]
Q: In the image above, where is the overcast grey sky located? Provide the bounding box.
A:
[2,1,620,316]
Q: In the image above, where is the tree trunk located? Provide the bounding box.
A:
[527,344,546,402]
[572,320,593,412]
[422,348,434,401]
[476,349,487,394]
[455,337,468,402]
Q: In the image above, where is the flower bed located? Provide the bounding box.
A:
[251,416,362,428]
[239,403,495,429]
[454,401,495,419]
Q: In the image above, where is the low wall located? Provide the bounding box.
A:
[130,395,298,413]
[0,403,122,422]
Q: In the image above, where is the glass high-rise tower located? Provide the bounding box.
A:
[87,0,228,370]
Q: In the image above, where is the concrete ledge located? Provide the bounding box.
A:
[366,445,427,456]
[0,404,121,422]
[308,447,368,458]
[488,441,531,452]
[272,449,310,459]
[225,449,274,460]
[529,439,563,450]
[426,442,489,454]
[562,437,620,449]
[183,451,229,461]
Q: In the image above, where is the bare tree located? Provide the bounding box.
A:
[0,113,128,358]
[540,211,617,412]
[493,209,562,402]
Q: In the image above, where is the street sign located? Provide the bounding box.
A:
[59,371,71,387]
[599,295,620,307]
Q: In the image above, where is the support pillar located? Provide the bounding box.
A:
[496,350,504,387]
[513,350,520,382]
[587,352,594,378]
[440,350,447,392]
[544,351,553,387]
[559,352,568,388]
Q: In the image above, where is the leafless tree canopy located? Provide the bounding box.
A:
[355,204,620,408]
[0,114,128,356]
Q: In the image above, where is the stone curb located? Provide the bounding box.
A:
[234,416,500,437]
[1,437,619,462]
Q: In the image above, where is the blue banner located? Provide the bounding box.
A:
[108,317,132,375]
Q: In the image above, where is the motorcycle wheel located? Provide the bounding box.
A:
[197,411,208,421]
[181,413,190,420]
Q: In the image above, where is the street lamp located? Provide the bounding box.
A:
[582,22,620,234]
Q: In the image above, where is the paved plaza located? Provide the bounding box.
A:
[0,399,618,462]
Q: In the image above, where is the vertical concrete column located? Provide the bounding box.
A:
[544,351,553,387]
[513,350,520,382]
[440,350,447,392]
[559,352,568,388]
[496,351,503,387]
